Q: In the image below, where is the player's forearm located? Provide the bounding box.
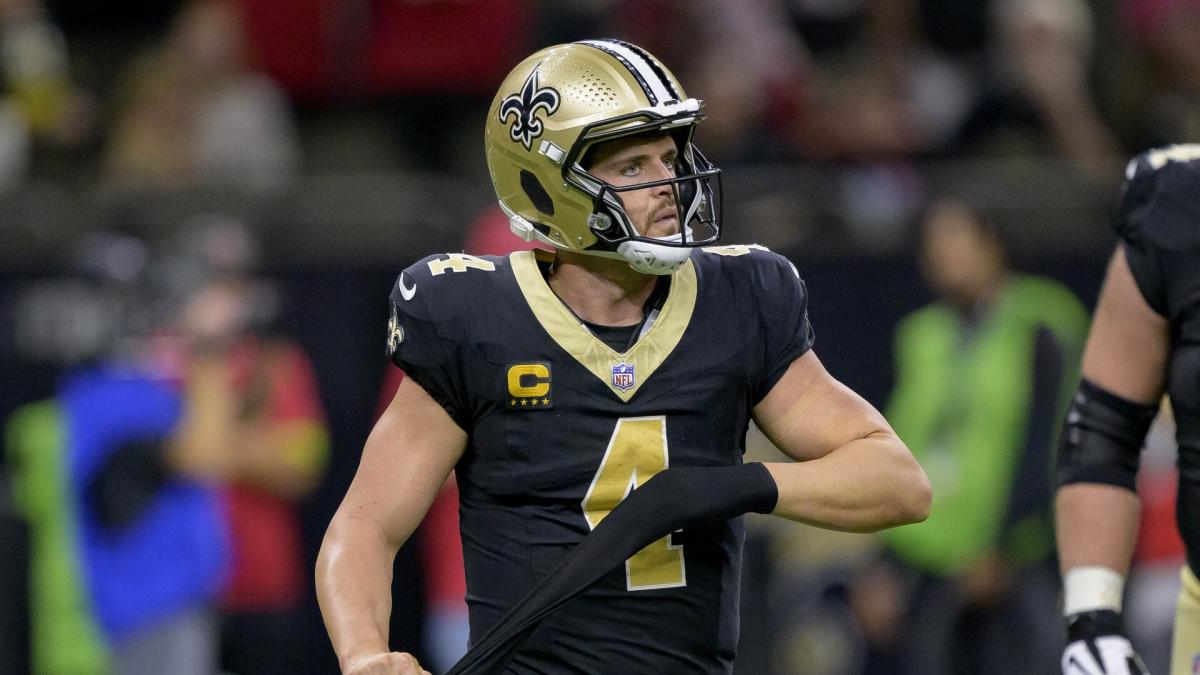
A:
[1055,483,1141,575]
[316,511,401,671]
[764,431,930,532]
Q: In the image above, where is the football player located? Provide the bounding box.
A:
[1056,145,1200,675]
[316,39,931,675]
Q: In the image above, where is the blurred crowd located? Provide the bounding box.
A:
[2,0,1198,673]
[3,0,1200,198]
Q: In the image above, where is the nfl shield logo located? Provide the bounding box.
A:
[611,362,636,392]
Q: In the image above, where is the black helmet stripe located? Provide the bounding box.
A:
[609,39,680,101]
[578,39,674,106]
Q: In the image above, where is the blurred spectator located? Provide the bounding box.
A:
[6,396,113,675]
[599,0,1122,175]
[781,0,977,162]
[233,0,532,173]
[0,0,96,189]
[610,0,971,163]
[954,0,1123,182]
[369,0,533,173]
[598,0,814,163]
[145,219,330,675]
[102,0,299,194]
[849,196,1089,674]
[1118,0,1200,148]
[238,0,531,103]
[6,231,231,675]
[771,0,1123,174]
[6,220,327,675]
[0,0,95,143]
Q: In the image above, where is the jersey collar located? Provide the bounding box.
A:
[510,249,697,402]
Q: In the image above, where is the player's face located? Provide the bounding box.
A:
[585,134,680,239]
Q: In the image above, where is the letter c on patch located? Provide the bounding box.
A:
[507,363,550,397]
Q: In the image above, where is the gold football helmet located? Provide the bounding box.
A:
[484,39,722,274]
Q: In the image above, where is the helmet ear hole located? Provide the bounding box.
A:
[520,170,555,216]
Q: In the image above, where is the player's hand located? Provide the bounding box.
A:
[342,651,431,675]
[1062,610,1149,674]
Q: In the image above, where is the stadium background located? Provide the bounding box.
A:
[0,0,1192,672]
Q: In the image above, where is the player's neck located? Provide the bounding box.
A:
[547,250,658,327]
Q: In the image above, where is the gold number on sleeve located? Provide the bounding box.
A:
[427,253,497,275]
[1146,144,1200,169]
[581,416,686,590]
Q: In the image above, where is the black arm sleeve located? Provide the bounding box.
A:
[1055,379,1157,492]
[445,463,778,675]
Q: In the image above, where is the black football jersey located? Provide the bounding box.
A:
[387,246,814,674]
[1117,145,1200,572]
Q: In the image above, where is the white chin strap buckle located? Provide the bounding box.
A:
[617,240,694,275]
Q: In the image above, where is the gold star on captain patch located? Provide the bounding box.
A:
[542,398,550,405]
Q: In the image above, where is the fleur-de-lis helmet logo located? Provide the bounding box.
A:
[499,66,561,151]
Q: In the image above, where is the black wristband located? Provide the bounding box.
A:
[1066,609,1125,642]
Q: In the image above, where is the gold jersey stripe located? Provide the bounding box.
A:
[510,249,698,402]
[1171,565,1200,675]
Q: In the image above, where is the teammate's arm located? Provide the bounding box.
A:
[752,349,931,532]
[1054,246,1167,675]
[1057,246,1167,575]
[316,376,467,675]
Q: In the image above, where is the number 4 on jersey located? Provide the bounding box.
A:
[582,416,686,591]
[428,253,497,275]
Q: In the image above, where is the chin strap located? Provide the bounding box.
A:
[502,203,698,275]
[547,240,694,275]
[615,240,694,274]
[504,205,551,244]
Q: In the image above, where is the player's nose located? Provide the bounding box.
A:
[650,175,674,202]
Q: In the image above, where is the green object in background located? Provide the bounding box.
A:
[7,401,112,675]
[883,275,1088,575]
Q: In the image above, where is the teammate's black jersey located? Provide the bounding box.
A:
[1117,146,1200,571]
[387,245,813,674]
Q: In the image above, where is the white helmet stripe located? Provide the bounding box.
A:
[580,39,674,105]
[611,39,681,100]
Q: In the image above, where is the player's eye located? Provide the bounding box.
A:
[620,161,642,178]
